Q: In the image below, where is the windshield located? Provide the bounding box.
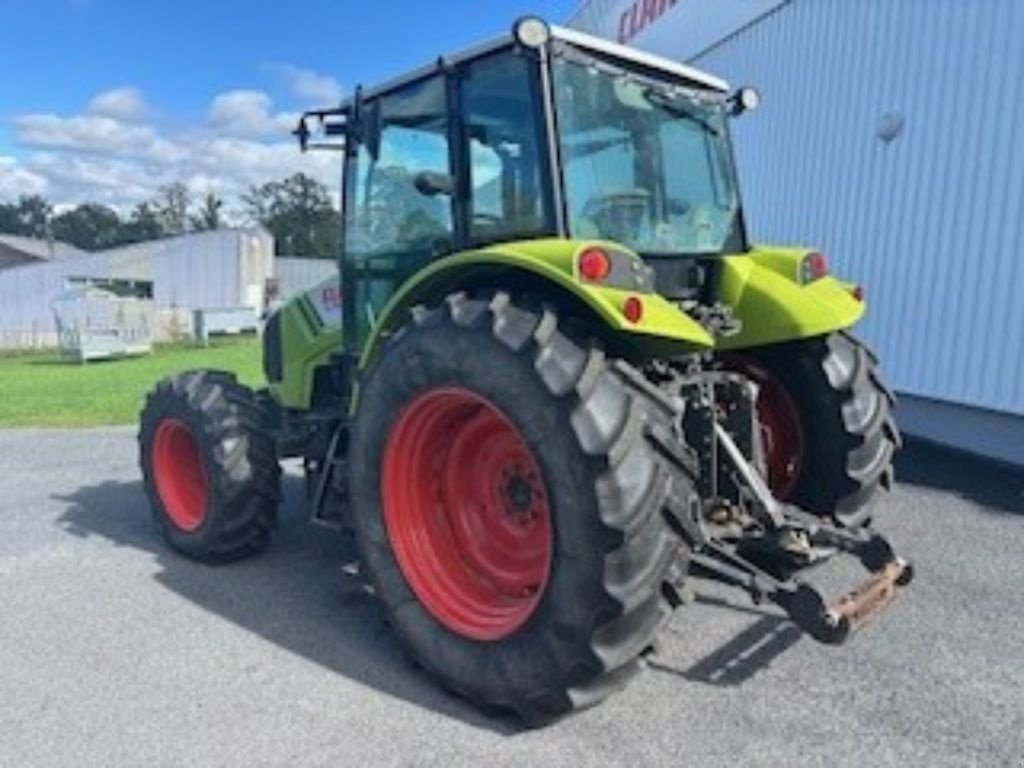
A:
[553,50,742,255]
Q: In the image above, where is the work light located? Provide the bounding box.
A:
[513,17,551,48]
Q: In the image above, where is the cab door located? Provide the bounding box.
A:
[342,73,454,352]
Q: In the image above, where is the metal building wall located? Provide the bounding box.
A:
[109,230,246,309]
[0,259,71,347]
[0,228,273,349]
[274,257,337,301]
[570,0,1024,461]
[690,0,1024,419]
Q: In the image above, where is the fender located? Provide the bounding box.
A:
[716,246,865,350]
[359,238,715,370]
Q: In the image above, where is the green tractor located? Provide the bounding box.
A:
[139,18,910,722]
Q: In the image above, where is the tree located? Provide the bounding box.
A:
[0,195,53,238]
[19,195,53,239]
[50,204,123,251]
[117,202,165,245]
[189,191,223,231]
[0,202,21,235]
[243,173,339,257]
[155,182,189,236]
[19,196,52,239]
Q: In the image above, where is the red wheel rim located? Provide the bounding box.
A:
[727,358,805,499]
[381,388,553,641]
[152,419,208,532]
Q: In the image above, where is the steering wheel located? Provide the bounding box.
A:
[582,189,651,243]
[583,189,650,215]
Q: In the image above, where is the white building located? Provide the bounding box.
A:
[0,228,335,349]
[570,0,1024,465]
[0,235,84,270]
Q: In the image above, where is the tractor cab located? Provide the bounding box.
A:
[297,18,759,349]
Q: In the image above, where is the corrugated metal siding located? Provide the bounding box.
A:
[0,259,68,347]
[568,0,787,59]
[143,230,245,309]
[677,0,1024,416]
[241,230,276,306]
[274,257,337,300]
[569,0,621,35]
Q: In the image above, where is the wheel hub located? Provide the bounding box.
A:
[381,388,553,641]
[152,418,208,532]
[501,471,539,521]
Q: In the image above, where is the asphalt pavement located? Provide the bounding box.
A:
[0,427,1021,767]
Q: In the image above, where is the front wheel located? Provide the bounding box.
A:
[726,331,901,527]
[138,370,280,561]
[348,293,694,723]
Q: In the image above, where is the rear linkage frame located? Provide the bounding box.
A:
[633,363,914,644]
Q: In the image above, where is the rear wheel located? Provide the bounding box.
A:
[139,370,281,561]
[348,293,694,723]
[727,331,901,527]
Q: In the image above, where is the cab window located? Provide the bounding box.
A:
[345,75,452,263]
[344,74,452,336]
[460,52,553,245]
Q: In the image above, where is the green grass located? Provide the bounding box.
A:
[0,338,264,428]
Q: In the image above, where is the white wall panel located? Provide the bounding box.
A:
[274,257,337,301]
[570,0,786,55]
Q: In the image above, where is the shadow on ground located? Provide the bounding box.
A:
[896,439,1023,516]
[54,441,945,727]
[648,592,803,686]
[53,474,519,734]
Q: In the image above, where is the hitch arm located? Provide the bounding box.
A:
[692,539,914,645]
[649,379,914,645]
[773,558,913,644]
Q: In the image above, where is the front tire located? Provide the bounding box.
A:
[139,370,281,561]
[348,293,694,723]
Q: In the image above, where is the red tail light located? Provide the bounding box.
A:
[623,296,644,324]
[578,248,612,282]
[801,252,828,283]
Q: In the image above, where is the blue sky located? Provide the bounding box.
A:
[0,0,579,209]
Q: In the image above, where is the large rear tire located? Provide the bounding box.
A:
[139,370,280,561]
[730,330,901,527]
[348,293,694,723]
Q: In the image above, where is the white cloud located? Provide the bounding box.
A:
[26,152,159,206]
[12,111,187,167]
[88,87,147,122]
[3,86,340,213]
[0,156,50,198]
[270,64,344,107]
[14,113,157,155]
[206,89,297,139]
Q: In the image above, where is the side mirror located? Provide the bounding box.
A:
[293,117,310,152]
[360,98,382,160]
[414,171,455,197]
[729,86,761,116]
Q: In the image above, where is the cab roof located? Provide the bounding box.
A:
[339,20,730,109]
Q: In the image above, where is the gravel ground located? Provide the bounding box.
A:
[0,427,1021,767]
